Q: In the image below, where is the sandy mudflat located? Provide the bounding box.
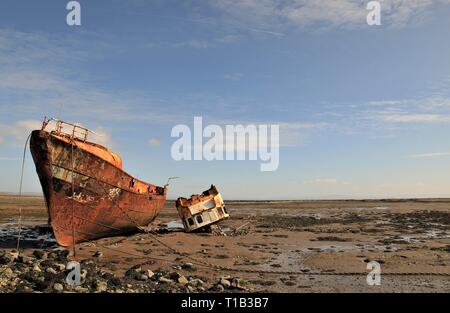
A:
[0,194,449,293]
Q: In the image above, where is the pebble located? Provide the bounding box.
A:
[158,276,173,284]
[125,266,142,279]
[93,251,103,258]
[231,278,248,290]
[94,281,108,293]
[188,278,204,287]
[214,284,225,292]
[80,269,88,280]
[145,269,155,279]
[137,274,149,281]
[220,278,231,288]
[45,267,57,274]
[53,283,64,292]
[54,263,66,271]
[177,275,189,286]
[32,250,47,260]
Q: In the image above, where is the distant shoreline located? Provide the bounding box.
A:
[1,192,449,202]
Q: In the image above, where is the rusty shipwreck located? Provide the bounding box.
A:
[29,118,167,247]
[176,185,229,232]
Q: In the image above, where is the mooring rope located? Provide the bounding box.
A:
[16,133,32,253]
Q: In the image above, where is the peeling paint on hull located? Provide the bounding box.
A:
[30,130,167,247]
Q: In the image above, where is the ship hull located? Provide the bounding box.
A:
[30,130,167,247]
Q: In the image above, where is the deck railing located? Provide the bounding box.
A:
[41,117,89,142]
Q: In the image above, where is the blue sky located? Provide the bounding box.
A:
[0,0,450,199]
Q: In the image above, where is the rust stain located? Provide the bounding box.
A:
[176,185,229,232]
[30,118,167,247]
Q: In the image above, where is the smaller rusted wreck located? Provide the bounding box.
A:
[176,185,229,232]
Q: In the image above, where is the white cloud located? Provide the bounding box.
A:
[148,138,161,146]
[382,114,450,123]
[89,126,114,147]
[207,0,450,32]
[173,39,215,49]
[408,151,450,158]
[0,70,66,92]
[223,72,244,81]
[0,120,42,144]
[0,29,110,67]
[171,34,243,49]
[0,119,115,148]
[302,178,350,185]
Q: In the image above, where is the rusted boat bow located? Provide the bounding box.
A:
[30,118,167,247]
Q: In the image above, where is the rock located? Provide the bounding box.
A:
[177,275,189,286]
[188,278,204,287]
[231,278,248,290]
[39,260,53,268]
[108,277,122,286]
[169,271,183,280]
[54,263,66,271]
[0,267,14,278]
[220,278,231,288]
[182,262,194,269]
[93,251,103,258]
[32,250,47,260]
[9,250,19,260]
[94,280,108,293]
[80,269,88,280]
[214,284,225,292]
[17,255,32,264]
[137,274,148,281]
[12,263,27,271]
[45,267,57,275]
[16,285,33,293]
[73,286,89,292]
[32,264,42,273]
[0,251,19,264]
[182,262,197,271]
[47,251,58,260]
[0,254,13,265]
[53,283,64,292]
[125,266,142,279]
[58,250,70,259]
[158,276,173,284]
[145,269,155,279]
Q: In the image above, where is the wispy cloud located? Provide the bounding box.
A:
[171,34,243,49]
[382,114,450,123]
[206,0,450,33]
[408,151,450,158]
[300,178,350,185]
[223,72,244,81]
[0,120,41,144]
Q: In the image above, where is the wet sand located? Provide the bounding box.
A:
[1,194,449,293]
